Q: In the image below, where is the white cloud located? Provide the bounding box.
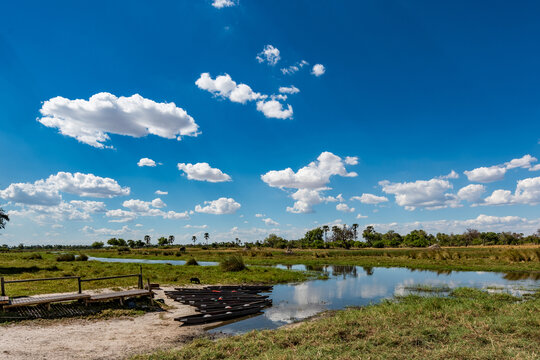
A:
[350,193,389,205]
[311,64,326,77]
[137,158,156,167]
[195,197,241,215]
[262,152,357,213]
[255,100,293,119]
[336,203,355,213]
[38,93,199,149]
[438,170,459,179]
[9,200,106,224]
[464,155,537,183]
[177,162,232,182]
[255,213,265,218]
[155,190,168,195]
[356,213,368,219]
[344,156,358,165]
[184,224,208,229]
[212,0,236,8]
[196,73,294,120]
[0,172,129,206]
[281,60,308,75]
[113,197,188,221]
[256,45,281,65]
[482,176,540,206]
[106,209,137,223]
[366,214,540,235]
[82,225,134,237]
[457,184,485,203]
[151,198,166,208]
[262,217,279,226]
[530,164,540,172]
[279,86,300,94]
[195,73,263,104]
[464,166,507,183]
[379,178,459,211]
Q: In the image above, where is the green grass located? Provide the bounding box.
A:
[85,246,540,273]
[133,288,540,360]
[0,252,316,297]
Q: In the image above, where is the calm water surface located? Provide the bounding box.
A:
[88,257,539,335]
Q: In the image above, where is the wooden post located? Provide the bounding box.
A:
[138,266,143,289]
[1,277,5,297]
[77,277,82,294]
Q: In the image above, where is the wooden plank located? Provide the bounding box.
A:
[0,296,9,305]
[88,289,152,302]
[4,293,90,309]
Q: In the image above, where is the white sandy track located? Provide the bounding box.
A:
[0,287,205,360]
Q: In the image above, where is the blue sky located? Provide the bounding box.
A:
[1,0,540,245]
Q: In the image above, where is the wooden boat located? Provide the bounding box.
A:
[175,306,264,325]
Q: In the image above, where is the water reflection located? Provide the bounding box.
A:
[210,265,540,335]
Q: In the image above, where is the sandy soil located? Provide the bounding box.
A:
[0,287,206,360]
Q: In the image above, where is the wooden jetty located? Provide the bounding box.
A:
[166,285,273,326]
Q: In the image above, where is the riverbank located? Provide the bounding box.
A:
[84,245,540,273]
[133,288,540,360]
[0,252,315,297]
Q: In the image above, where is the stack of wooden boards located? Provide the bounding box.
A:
[166,285,273,325]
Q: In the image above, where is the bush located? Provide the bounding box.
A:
[220,255,246,272]
[185,258,199,266]
[56,253,75,262]
[26,253,42,260]
[76,253,88,261]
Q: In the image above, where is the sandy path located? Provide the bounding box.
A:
[0,287,205,360]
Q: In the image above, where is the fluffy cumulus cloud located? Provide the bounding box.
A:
[83,225,134,237]
[457,184,486,203]
[8,200,106,224]
[212,0,237,8]
[261,151,357,213]
[106,197,188,222]
[482,176,540,206]
[311,64,326,76]
[438,170,459,179]
[464,155,537,183]
[177,162,232,182]
[281,60,309,75]
[262,217,279,226]
[379,178,459,211]
[196,73,293,120]
[0,172,129,207]
[195,197,241,215]
[137,158,157,167]
[38,93,199,149]
[255,100,293,119]
[336,203,355,213]
[350,193,389,205]
[279,86,300,94]
[256,45,281,65]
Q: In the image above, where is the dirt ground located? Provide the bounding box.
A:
[0,287,206,360]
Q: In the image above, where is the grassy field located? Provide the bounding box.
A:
[0,252,315,297]
[134,288,540,360]
[85,245,540,273]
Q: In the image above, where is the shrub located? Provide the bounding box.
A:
[76,253,88,261]
[220,255,246,272]
[56,253,75,262]
[185,258,199,266]
[175,251,183,257]
[117,246,131,253]
[26,253,42,260]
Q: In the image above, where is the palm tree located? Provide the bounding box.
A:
[0,208,9,230]
[352,224,359,241]
[204,232,209,244]
[192,235,197,245]
[168,235,175,245]
[144,235,151,246]
[322,225,329,242]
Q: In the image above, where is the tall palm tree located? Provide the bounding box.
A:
[204,232,209,244]
[192,235,197,245]
[144,235,151,246]
[0,208,9,230]
[322,225,329,242]
[168,235,175,245]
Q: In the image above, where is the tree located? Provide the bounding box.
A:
[157,237,168,246]
[91,241,104,249]
[192,235,197,245]
[107,238,119,246]
[235,237,241,246]
[0,208,9,230]
[322,225,329,242]
[362,226,381,247]
[204,232,209,244]
[168,235,175,245]
[127,240,136,248]
[352,224,359,241]
[144,235,151,246]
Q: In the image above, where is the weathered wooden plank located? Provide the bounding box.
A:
[88,289,152,302]
[4,293,90,309]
